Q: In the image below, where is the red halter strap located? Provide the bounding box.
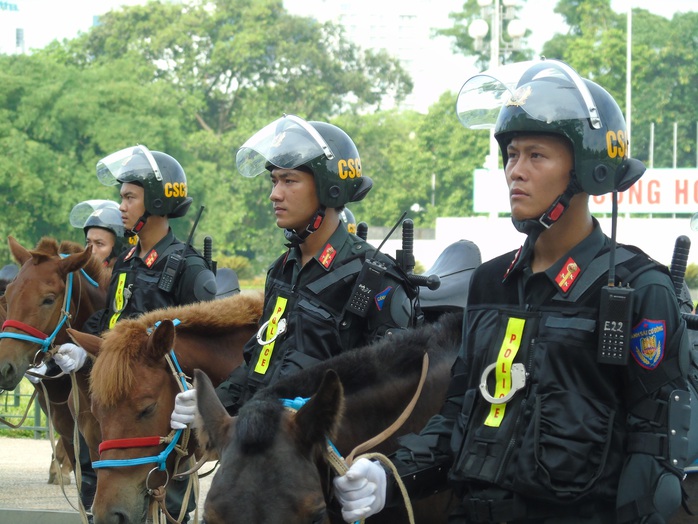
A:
[99,436,163,455]
[1,320,49,340]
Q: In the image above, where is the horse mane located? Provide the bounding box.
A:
[29,236,111,289]
[91,291,264,407]
[261,311,462,402]
[235,312,463,453]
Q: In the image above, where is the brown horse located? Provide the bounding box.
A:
[69,291,263,524]
[195,311,463,524]
[0,236,109,481]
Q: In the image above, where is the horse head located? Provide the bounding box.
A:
[87,292,262,524]
[0,236,106,389]
[196,368,342,524]
[195,311,464,524]
[88,318,185,524]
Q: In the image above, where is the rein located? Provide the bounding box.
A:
[282,352,430,524]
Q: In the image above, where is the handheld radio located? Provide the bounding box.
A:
[345,212,407,318]
[158,205,205,292]
[597,192,633,365]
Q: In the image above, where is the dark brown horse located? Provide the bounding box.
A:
[195,311,463,524]
[69,291,263,524]
[0,236,109,481]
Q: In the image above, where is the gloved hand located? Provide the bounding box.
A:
[171,389,198,429]
[53,343,88,373]
[333,458,387,523]
[25,362,48,384]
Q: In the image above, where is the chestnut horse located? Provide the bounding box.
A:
[195,311,463,524]
[0,236,109,481]
[69,291,263,524]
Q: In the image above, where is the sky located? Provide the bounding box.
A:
[7,0,697,53]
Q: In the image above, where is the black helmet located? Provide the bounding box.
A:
[70,200,127,257]
[457,59,645,196]
[457,59,645,236]
[96,145,192,218]
[236,115,373,208]
[70,200,125,238]
[339,207,357,234]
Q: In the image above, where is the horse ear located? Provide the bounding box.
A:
[58,245,93,276]
[68,328,102,357]
[194,368,233,457]
[293,369,344,454]
[146,319,176,362]
[8,236,31,266]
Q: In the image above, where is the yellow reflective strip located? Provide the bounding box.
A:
[484,317,526,428]
[254,296,288,375]
[109,273,127,329]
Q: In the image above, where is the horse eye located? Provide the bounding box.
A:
[138,404,156,420]
[310,508,327,524]
[42,296,56,306]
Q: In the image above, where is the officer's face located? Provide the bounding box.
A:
[85,227,116,263]
[269,168,320,230]
[505,135,573,222]
[119,183,147,231]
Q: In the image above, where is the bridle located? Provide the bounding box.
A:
[0,258,99,366]
[91,319,197,524]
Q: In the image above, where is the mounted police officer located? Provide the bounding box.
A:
[54,144,217,522]
[70,199,129,267]
[170,115,421,427]
[333,59,691,524]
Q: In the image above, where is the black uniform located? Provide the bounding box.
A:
[84,228,216,334]
[216,222,420,413]
[390,220,689,523]
[80,228,216,521]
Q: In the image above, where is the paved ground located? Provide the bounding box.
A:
[0,436,213,522]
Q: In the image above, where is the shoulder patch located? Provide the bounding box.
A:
[630,319,665,370]
[374,286,392,311]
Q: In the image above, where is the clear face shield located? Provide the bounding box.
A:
[70,200,119,228]
[96,144,162,187]
[236,115,335,178]
[455,59,601,131]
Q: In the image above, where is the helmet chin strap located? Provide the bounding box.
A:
[284,207,326,247]
[511,171,581,243]
[125,211,150,238]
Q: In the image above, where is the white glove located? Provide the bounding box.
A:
[25,362,48,384]
[333,458,387,523]
[53,343,88,373]
[171,389,198,429]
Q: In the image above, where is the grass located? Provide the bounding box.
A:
[0,378,49,439]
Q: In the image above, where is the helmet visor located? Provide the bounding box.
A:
[70,200,119,228]
[236,115,335,178]
[456,59,600,130]
[96,145,162,186]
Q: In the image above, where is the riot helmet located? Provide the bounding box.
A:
[456,59,645,235]
[70,200,127,262]
[96,145,192,235]
[237,115,372,244]
[339,207,357,234]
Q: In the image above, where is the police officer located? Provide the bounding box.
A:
[333,60,691,524]
[170,115,420,427]
[54,145,217,521]
[70,199,128,267]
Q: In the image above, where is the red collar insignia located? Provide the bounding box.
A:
[124,246,137,261]
[503,246,522,281]
[555,257,580,292]
[319,244,337,269]
[144,250,159,268]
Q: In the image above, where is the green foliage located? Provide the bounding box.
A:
[685,263,698,290]
[216,254,253,280]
